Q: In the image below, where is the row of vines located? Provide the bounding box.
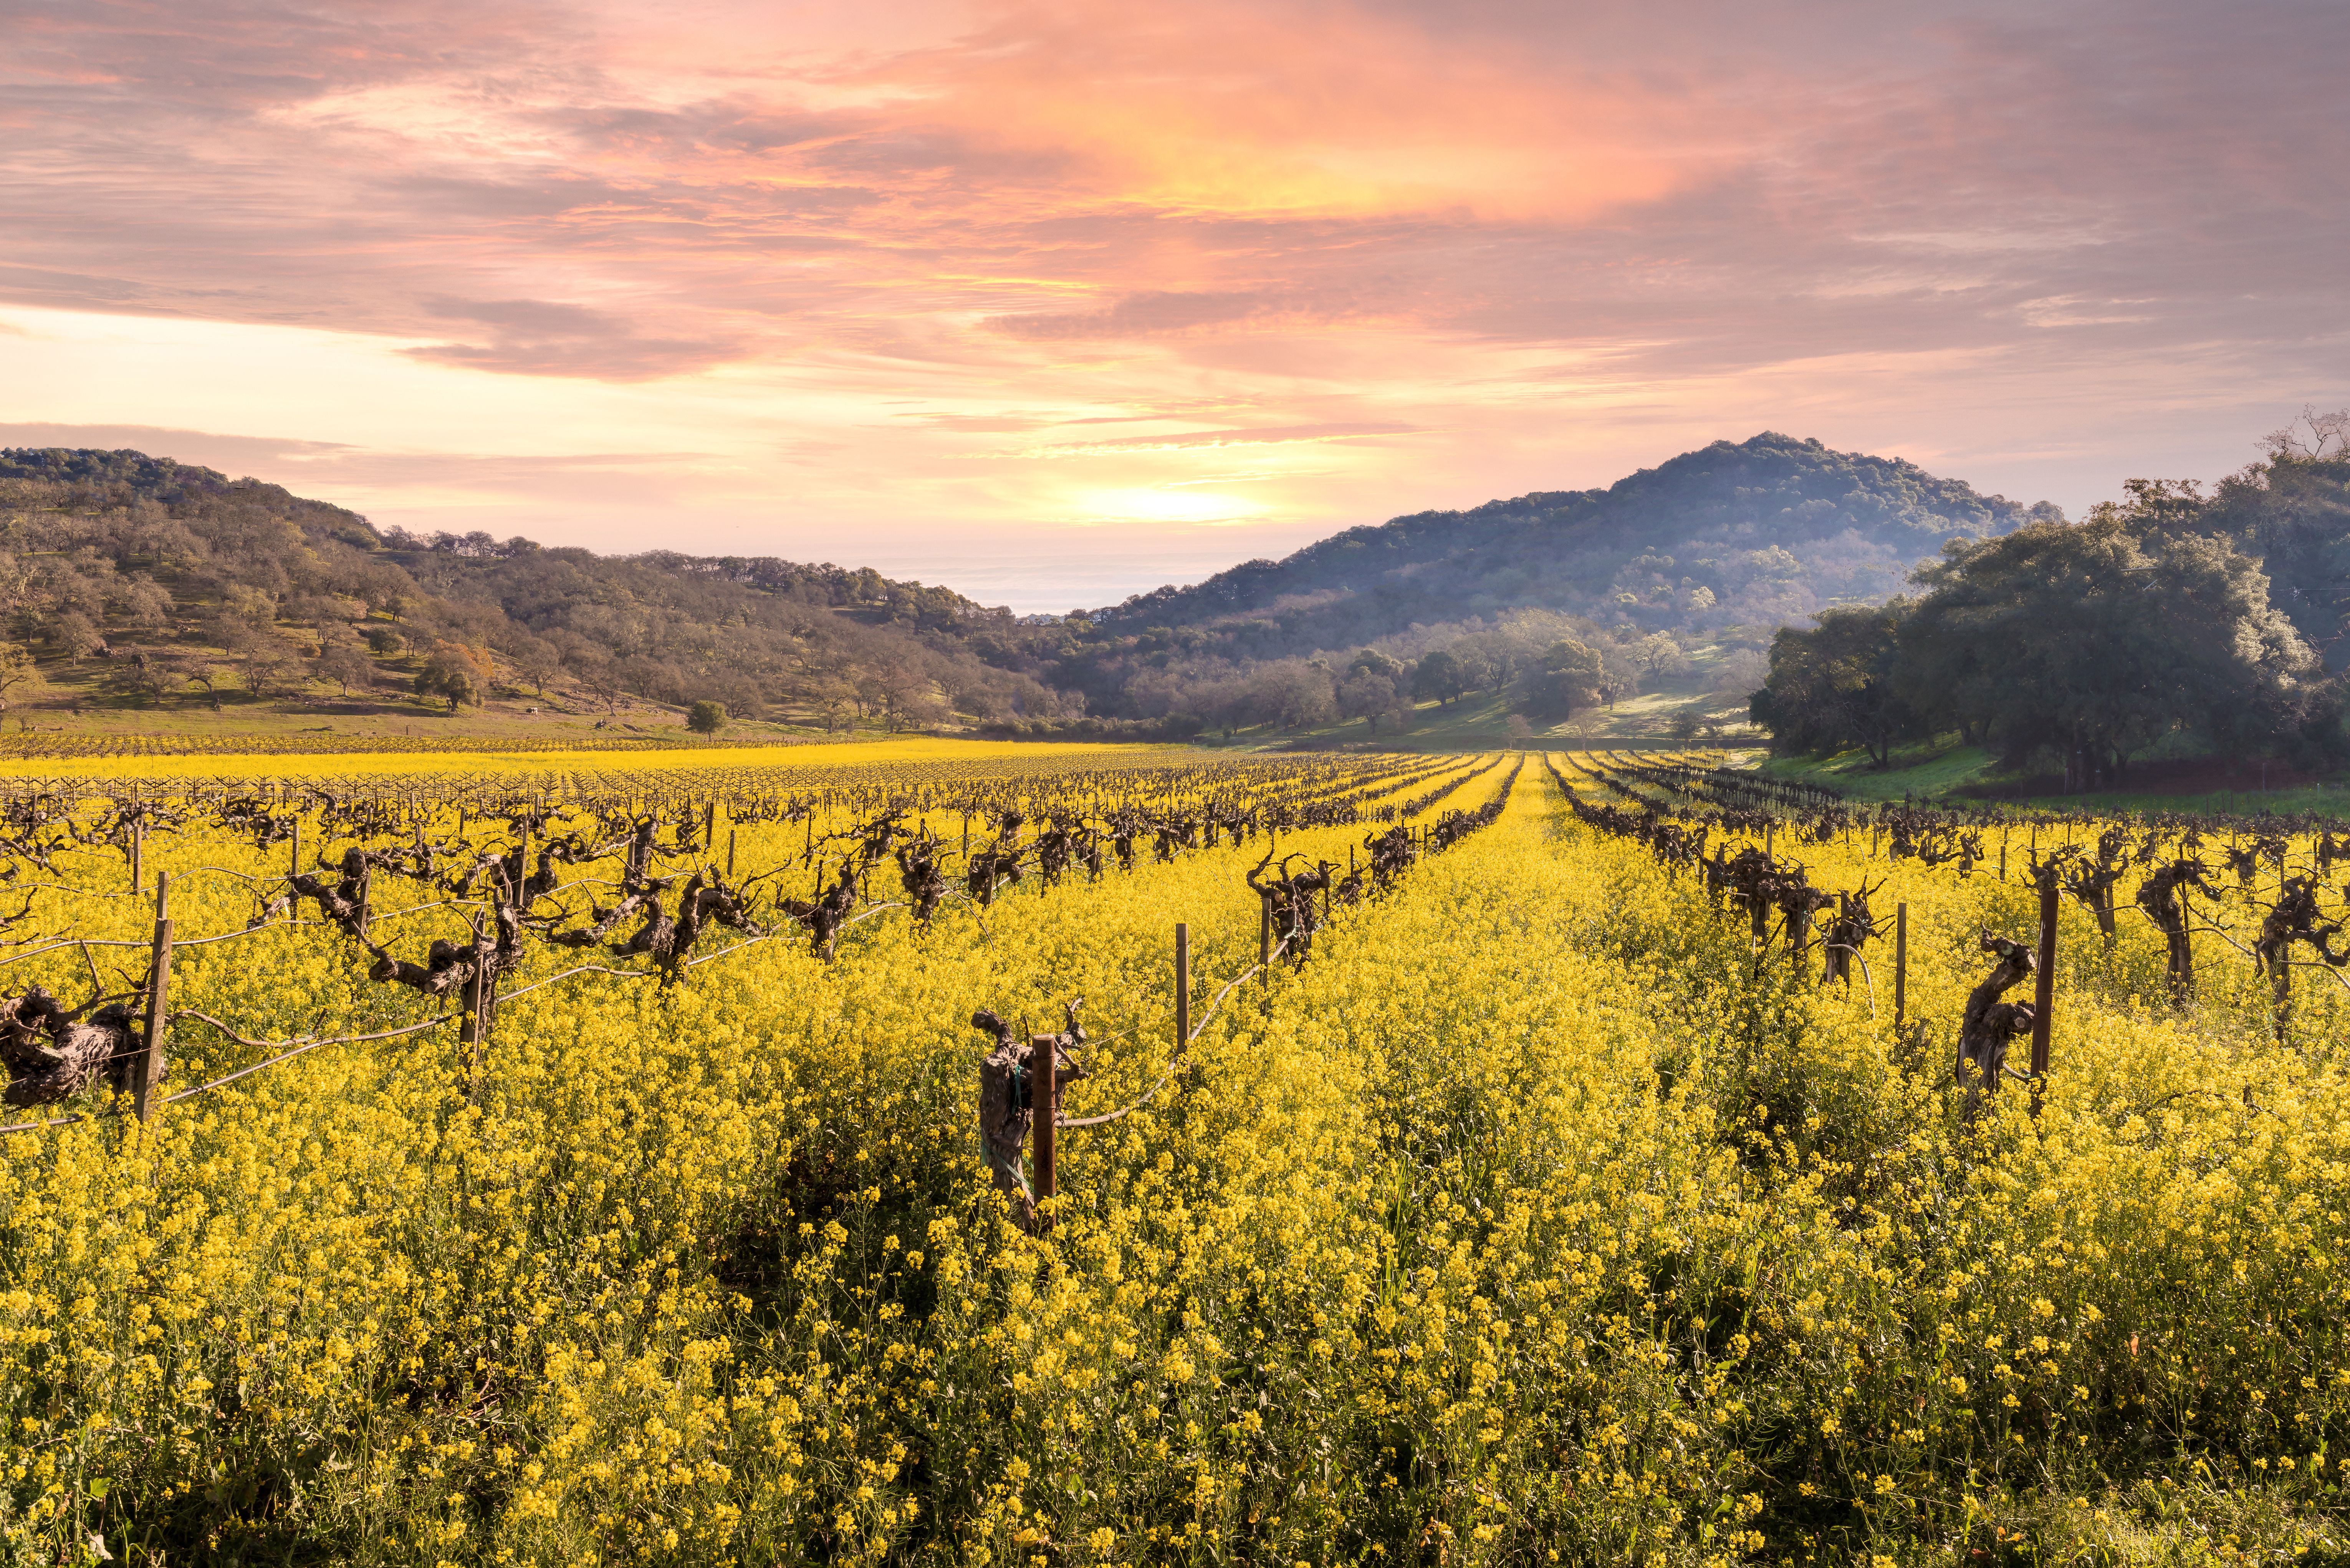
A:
[3,743,2347,1565]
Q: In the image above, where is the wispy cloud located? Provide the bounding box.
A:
[995,423,1424,458]
[402,297,737,379]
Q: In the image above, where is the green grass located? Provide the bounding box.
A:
[1759,743,2000,801]
[1757,742,2350,818]
[8,641,947,750]
[2005,782,2350,817]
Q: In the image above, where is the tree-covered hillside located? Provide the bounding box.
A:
[0,433,2085,744]
[1747,411,2350,786]
[1089,433,2057,648]
[0,448,1078,730]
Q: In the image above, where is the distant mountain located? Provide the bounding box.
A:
[1088,433,2057,652]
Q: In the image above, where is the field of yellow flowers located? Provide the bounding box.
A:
[3,747,2347,1565]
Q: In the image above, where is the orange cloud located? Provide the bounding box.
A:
[842,0,1709,222]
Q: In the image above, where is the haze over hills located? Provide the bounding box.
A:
[0,434,2060,737]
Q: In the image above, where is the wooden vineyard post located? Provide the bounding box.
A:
[727,828,737,879]
[1259,898,1271,987]
[1175,923,1190,1053]
[131,817,143,894]
[2031,872,2058,1090]
[290,817,301,881]
[1032,1027,1056,1232]
[462,913,487,1098]
[1893,902,1908,1029]
[703,801,715,847]
[134,873,174,1122]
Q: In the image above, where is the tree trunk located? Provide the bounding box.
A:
[971,1010,1084,1236]
[2,1002,141,1107]
[2166,922,2195,1004]
[1956,935,2036,1106]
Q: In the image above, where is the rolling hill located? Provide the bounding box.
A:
[0,433,2059,742]
[1087,432,2055,652]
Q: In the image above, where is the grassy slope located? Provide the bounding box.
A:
[1760,743,2000,801]
[1762,741,2350,816]
[20,604,1791,756]
[6,638,886,748]
[1199,634,1770,752]
[25,622,1777,758]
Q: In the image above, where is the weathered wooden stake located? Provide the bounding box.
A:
[1175,922,1190,1052]
[462,914,487,1096]
[2031,876,2058,1082]
[134,873,173,1122]
[1032,1030,1056,1231]
[1261,890,1275,982]
[727,828,737,879]
[703,800,715,845]
[1893,901,1908,1029]
[131,818,142,894]
[290,817,301,880]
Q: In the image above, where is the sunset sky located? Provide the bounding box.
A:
[2,0,2344,611]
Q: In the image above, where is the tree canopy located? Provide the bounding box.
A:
[1519,637,1607,720]
[1748,605,1917,767]
[1754,495,2338,782]
[2203,410,2350,665]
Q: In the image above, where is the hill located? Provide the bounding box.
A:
[0,447,1082,739]
[1048,433,2053,740]
[0,434,2057,748]
[1088,432,2054,648]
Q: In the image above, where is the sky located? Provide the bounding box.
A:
[2,0,2345,613]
